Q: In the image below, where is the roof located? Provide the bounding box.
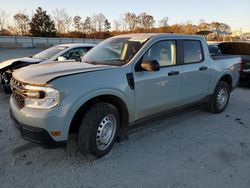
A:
[57,43,96,48]
[112,33,203,41]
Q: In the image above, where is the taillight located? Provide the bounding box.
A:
[230,64,235,72]
[239,60,246,72]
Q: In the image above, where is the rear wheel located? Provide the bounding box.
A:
[78,102,120,159]
[206,81,230,113]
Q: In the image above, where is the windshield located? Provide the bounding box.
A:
[83,37,148,66]
[32,46,68,60]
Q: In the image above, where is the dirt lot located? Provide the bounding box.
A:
[1,49,250,188]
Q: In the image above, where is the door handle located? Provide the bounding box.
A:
[199,66,208,71]
[168,71,180,76]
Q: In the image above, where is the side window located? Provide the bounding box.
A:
[62,48,88,60]
[183,40,203,64]
[143,41,176,67]
[78,48,89,57]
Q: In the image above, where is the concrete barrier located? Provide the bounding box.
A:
[0,36,103,48]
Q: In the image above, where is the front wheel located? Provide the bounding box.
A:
[206,81,230,113]
[78,102,120,159]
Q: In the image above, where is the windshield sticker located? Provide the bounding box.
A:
[120,43,128,60]
[129,37,148,43]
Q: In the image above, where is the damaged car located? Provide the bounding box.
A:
[0,43,95,93]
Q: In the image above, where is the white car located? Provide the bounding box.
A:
[0,43,96,93]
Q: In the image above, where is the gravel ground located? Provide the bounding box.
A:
[0,49,250,188]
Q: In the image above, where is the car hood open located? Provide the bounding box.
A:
[0,57,42,70]
[12,61,114,85]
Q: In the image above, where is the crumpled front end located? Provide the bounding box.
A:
[0,70,12,94]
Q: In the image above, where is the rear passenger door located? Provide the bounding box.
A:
[181,40,210,104]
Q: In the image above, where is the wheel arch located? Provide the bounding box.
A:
[218,74,233,91]
[68,94,130,135]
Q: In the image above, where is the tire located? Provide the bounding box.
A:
[206,81,230,113]
[78,102,120,159]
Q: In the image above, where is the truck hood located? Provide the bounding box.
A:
[13,61,114,85]
[0,57,42,70]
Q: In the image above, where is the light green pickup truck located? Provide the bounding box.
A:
[10,33,241,158]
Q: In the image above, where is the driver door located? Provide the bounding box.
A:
[133,40,182,120]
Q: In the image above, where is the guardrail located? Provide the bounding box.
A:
[0,36,103,48]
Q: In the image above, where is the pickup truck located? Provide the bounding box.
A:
[0,43,95,93]
[9,33,241,159]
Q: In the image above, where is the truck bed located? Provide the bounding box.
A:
[211,54,250,61]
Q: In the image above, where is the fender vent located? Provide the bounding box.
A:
[126,73,134,90]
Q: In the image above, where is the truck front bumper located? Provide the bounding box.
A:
[9,95,69,146]
[10,109,66,147]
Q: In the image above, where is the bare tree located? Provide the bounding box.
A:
[64,15,72,33]
[113,19,121,31]
[73,16,82,32]
[118,14,127,31]
[13,13,30,36]
[219,23,231,33]
[137,12,155,29]
[92,13,107,32]
[159,17,169,27]
[124,12,137,31]
[52,8,71,33]
[198,19,210,30]
[82,16,93,33]
[210,22,221,30]
[0,9,9,34]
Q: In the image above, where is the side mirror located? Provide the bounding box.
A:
[140,60,160,71]
[57,56,66,61]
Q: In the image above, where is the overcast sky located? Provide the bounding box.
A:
[1,0,250,32]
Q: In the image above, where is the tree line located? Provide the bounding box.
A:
[0,7,232,40]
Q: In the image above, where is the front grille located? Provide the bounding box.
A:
[11,78,26,109]
[13,90,25,109]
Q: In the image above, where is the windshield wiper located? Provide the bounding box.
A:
[84,59,124,66]
[84,60,98,65]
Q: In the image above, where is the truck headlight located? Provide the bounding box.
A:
[24,85,59,109]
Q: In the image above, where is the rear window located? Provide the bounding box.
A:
[183,40,203,64]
